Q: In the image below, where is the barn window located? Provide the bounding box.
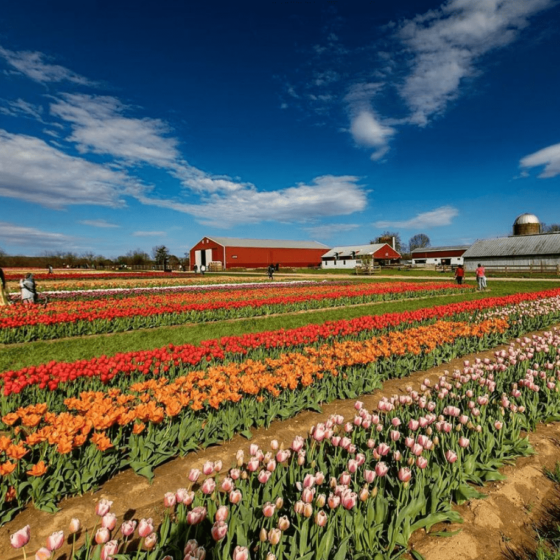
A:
[232,255,237,259]
[343,260,346,265]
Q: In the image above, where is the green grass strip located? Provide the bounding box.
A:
[0,280,557,372]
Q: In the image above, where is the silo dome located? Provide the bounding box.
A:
[513,213,541,236]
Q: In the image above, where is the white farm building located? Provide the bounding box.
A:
[321,243,401,269]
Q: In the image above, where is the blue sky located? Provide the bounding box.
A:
[0,0,560,258]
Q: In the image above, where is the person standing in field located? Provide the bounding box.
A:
[267,264,274,281]
[0,266,8,306]
[19,273,37,304]
[454,264,465,285]
[475,263,487,291]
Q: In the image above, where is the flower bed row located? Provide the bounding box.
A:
[4,272,180,282]
[0,282,472,344]
[3,289,560,402]
[10,328,560,559]
[1,295,558,526]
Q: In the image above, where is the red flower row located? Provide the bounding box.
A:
[0,282,468,330]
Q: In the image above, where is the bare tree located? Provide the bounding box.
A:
[544,223,560,233]
[408,233,431,253]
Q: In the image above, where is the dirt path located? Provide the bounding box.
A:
[3,327,560,558]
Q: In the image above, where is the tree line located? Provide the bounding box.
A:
[0,245,188,269]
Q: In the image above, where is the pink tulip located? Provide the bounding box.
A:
[416,457,428,469]
[303,474,316,488]
[411,443,423,456]
[215,505,229,522]
[138,518,154,537]
[35,548,52,560]
[359,486,369,501]
[233,546,250,560]
[214,460,223,472]
[377,443,390,456]
[143,533,157,550]
[303,503,313,518]
[202,478,216,495]
[102,513,118,530]
[398,467,412,483]
[459,437,470,448]
[315,510,328,527]
[188,468,201,482]
[263,502,276,517]
[270,439,279,450]
[220,478,235,492]
[211,521,228,541]
[230,489,243,504]
[405,436,415,448]
[391,417,401,427]
[175,488,190,503]
[95,527,110,545]
[46,531,64,552]
[294,500,305,514]
[364,469,376,484]
[408,419,420,431]
[313,424,327,442]
[258,470,272,484]
[187,507,207,525]
[347,459,358,473]
[417,435,429,448]
[249,443,259,456]
[291,436,304,452]
[96,499,113,517]
[375,462,388,477]
[247,458,260,472]
[69,518,81,534]
[390,430,401,442]
[339,472,351,486]
[445,450,458,464]
[121,520,137,537]
[342,491,357,510]
[367,438,376,449]
[355,400,364,410]
[393,450,402,462]
[328,494,341,509]
[341,437,352,449]
[353,416,363,427]
[302,487,315,503]
[230,468,241,480]
[495,421,503,430]
[101,540,119,560]
[266,460,277,472]
[315,471,325,485]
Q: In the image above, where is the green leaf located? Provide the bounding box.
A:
[240,430,253,439]
[333,537,351,560]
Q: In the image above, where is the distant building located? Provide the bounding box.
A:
[411,245,470,267]
[321,243,401,269]
[463,213,560,271]
[189,236,330,270]
[462,232,560,271]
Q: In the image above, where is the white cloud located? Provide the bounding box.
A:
[520,142,560,178]
[349,110,395,161]
[374,205,459,229]
[79,219,120,228]
[0,98,44,121]
[0,129,140,208]
[133,231,167,237]
[50,94,182,169]
[0,221,77,249]
[397,0,553,126]
[0,46,93,85]
[137,175,368,228]
[304,223,360,239]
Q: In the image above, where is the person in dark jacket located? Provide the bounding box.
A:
[267,264,275,280]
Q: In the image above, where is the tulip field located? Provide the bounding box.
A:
[0,281,472,344]
[3,274,560,560]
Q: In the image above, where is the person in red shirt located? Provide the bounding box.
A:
[475,263,487,291]
[454,264,465,285]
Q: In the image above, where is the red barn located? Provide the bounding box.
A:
[190,236,330,270]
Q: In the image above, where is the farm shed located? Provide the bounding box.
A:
[190,237,330,270]
[462,232,560,271]
[411,245,470,266]
[321,243,401,269]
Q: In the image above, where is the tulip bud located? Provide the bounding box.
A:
[263,502,276,517]
[315,510,328,527]
[315,493,326,508]
[294,501,305,515]
[275,497,284,510]
[214,460,223,473]
[260,528,268,542]
[303,503,313,518]
[359,486,369,501]
[270,439,279,450]
[278,516,290,531]
[268,528,282,545]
